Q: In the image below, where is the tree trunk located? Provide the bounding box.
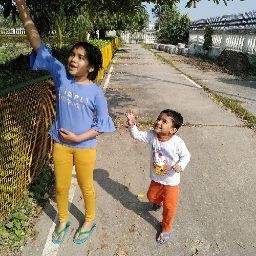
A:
[90,30,98,39]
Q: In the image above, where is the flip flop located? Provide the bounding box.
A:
[52,221,71,245]
[73,222,96,244]
[156,232,172,244]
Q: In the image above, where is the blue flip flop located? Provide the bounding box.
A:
[52,221,71,245]
[73,222,96,244]
[156,232,172,244]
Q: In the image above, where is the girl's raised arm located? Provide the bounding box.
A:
[16,0,41,53]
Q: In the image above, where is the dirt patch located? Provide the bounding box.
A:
[216,50,252,75]
[170,54,224,73]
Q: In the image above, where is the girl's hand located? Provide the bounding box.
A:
[59,128,80,143]
[172,164,182,173]
[125,111,137,126]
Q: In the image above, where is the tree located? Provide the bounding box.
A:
[184,0,241,8]
[0,0,245,40]
[0,0,88,37]
[68,6,93,42]
[0,8,22,28]
[0,0,149,39]
[0,0,247,17]
[203,24,213,54]
[111,5,149,33]
[76,0,149,38]
[145,0,244,8]
[154,4,190,45]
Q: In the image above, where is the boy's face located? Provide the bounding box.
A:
[153,113,177,136]
[67,46,94,82]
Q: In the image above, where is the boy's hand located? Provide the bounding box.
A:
[172,163,182,173]
[125,111,137,126]
[59,128,80,143]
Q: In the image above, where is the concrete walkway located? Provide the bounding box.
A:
[154,50,256,117]
[21,44,256,256]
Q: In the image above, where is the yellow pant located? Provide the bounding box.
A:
[53,142,96,222]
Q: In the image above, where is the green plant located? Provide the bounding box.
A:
[30,164,54,204]
[203,24,213,53]
[54,11,67,49]
[68,7,93,42]
[0,196,34,254]
[0,43,30,64]
[205,87,256,129]
[0,164,54,255]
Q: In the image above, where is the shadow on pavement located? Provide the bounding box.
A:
[94,168,161,231]
[213,89,256,102]
[105,87,136,120]
[43,201,84,226]
[218,77,256,90]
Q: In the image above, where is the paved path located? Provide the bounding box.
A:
[154,50,256,118]
[21,44,256,256]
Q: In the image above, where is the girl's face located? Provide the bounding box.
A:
[67,46,94,83]
[154,113,177,136]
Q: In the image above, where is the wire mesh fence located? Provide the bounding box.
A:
[0,80,55,219]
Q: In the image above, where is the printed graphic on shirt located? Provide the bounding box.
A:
[152,150,169,176]
[59,88,88,109]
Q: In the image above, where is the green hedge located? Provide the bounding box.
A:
[0,36,118,95]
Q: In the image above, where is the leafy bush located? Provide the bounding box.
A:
[203,24,213,52]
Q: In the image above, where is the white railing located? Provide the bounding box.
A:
[188,10,256,57]
[0,28,25,35]
[1,27,157,45]
[120,30,157,44]
[189,30,256,56]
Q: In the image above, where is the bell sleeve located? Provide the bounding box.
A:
[91,89,116,133]
[29,43,54,70]
[29,43,64,79]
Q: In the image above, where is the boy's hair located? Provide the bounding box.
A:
[71,42,103,81]
[160,109,183,129]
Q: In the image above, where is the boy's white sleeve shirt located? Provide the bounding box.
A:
[128,124,154,144]
[175,138,191,171]
[150,135,191,186]
[129,125,191,186]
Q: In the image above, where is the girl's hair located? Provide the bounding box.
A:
[71,42,103,81]
[160,109,183,129]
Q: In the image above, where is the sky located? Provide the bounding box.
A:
[146,0,256,22]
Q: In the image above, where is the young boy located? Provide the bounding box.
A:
[125,109,191,244]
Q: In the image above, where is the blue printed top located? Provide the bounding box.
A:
[30,43,115,148]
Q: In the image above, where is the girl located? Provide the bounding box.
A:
[16,0,115,244]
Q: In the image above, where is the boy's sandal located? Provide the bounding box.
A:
[152,203,161,212]
[52,220,71,244]
[156,232,172,244]
[73,222,96,244]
